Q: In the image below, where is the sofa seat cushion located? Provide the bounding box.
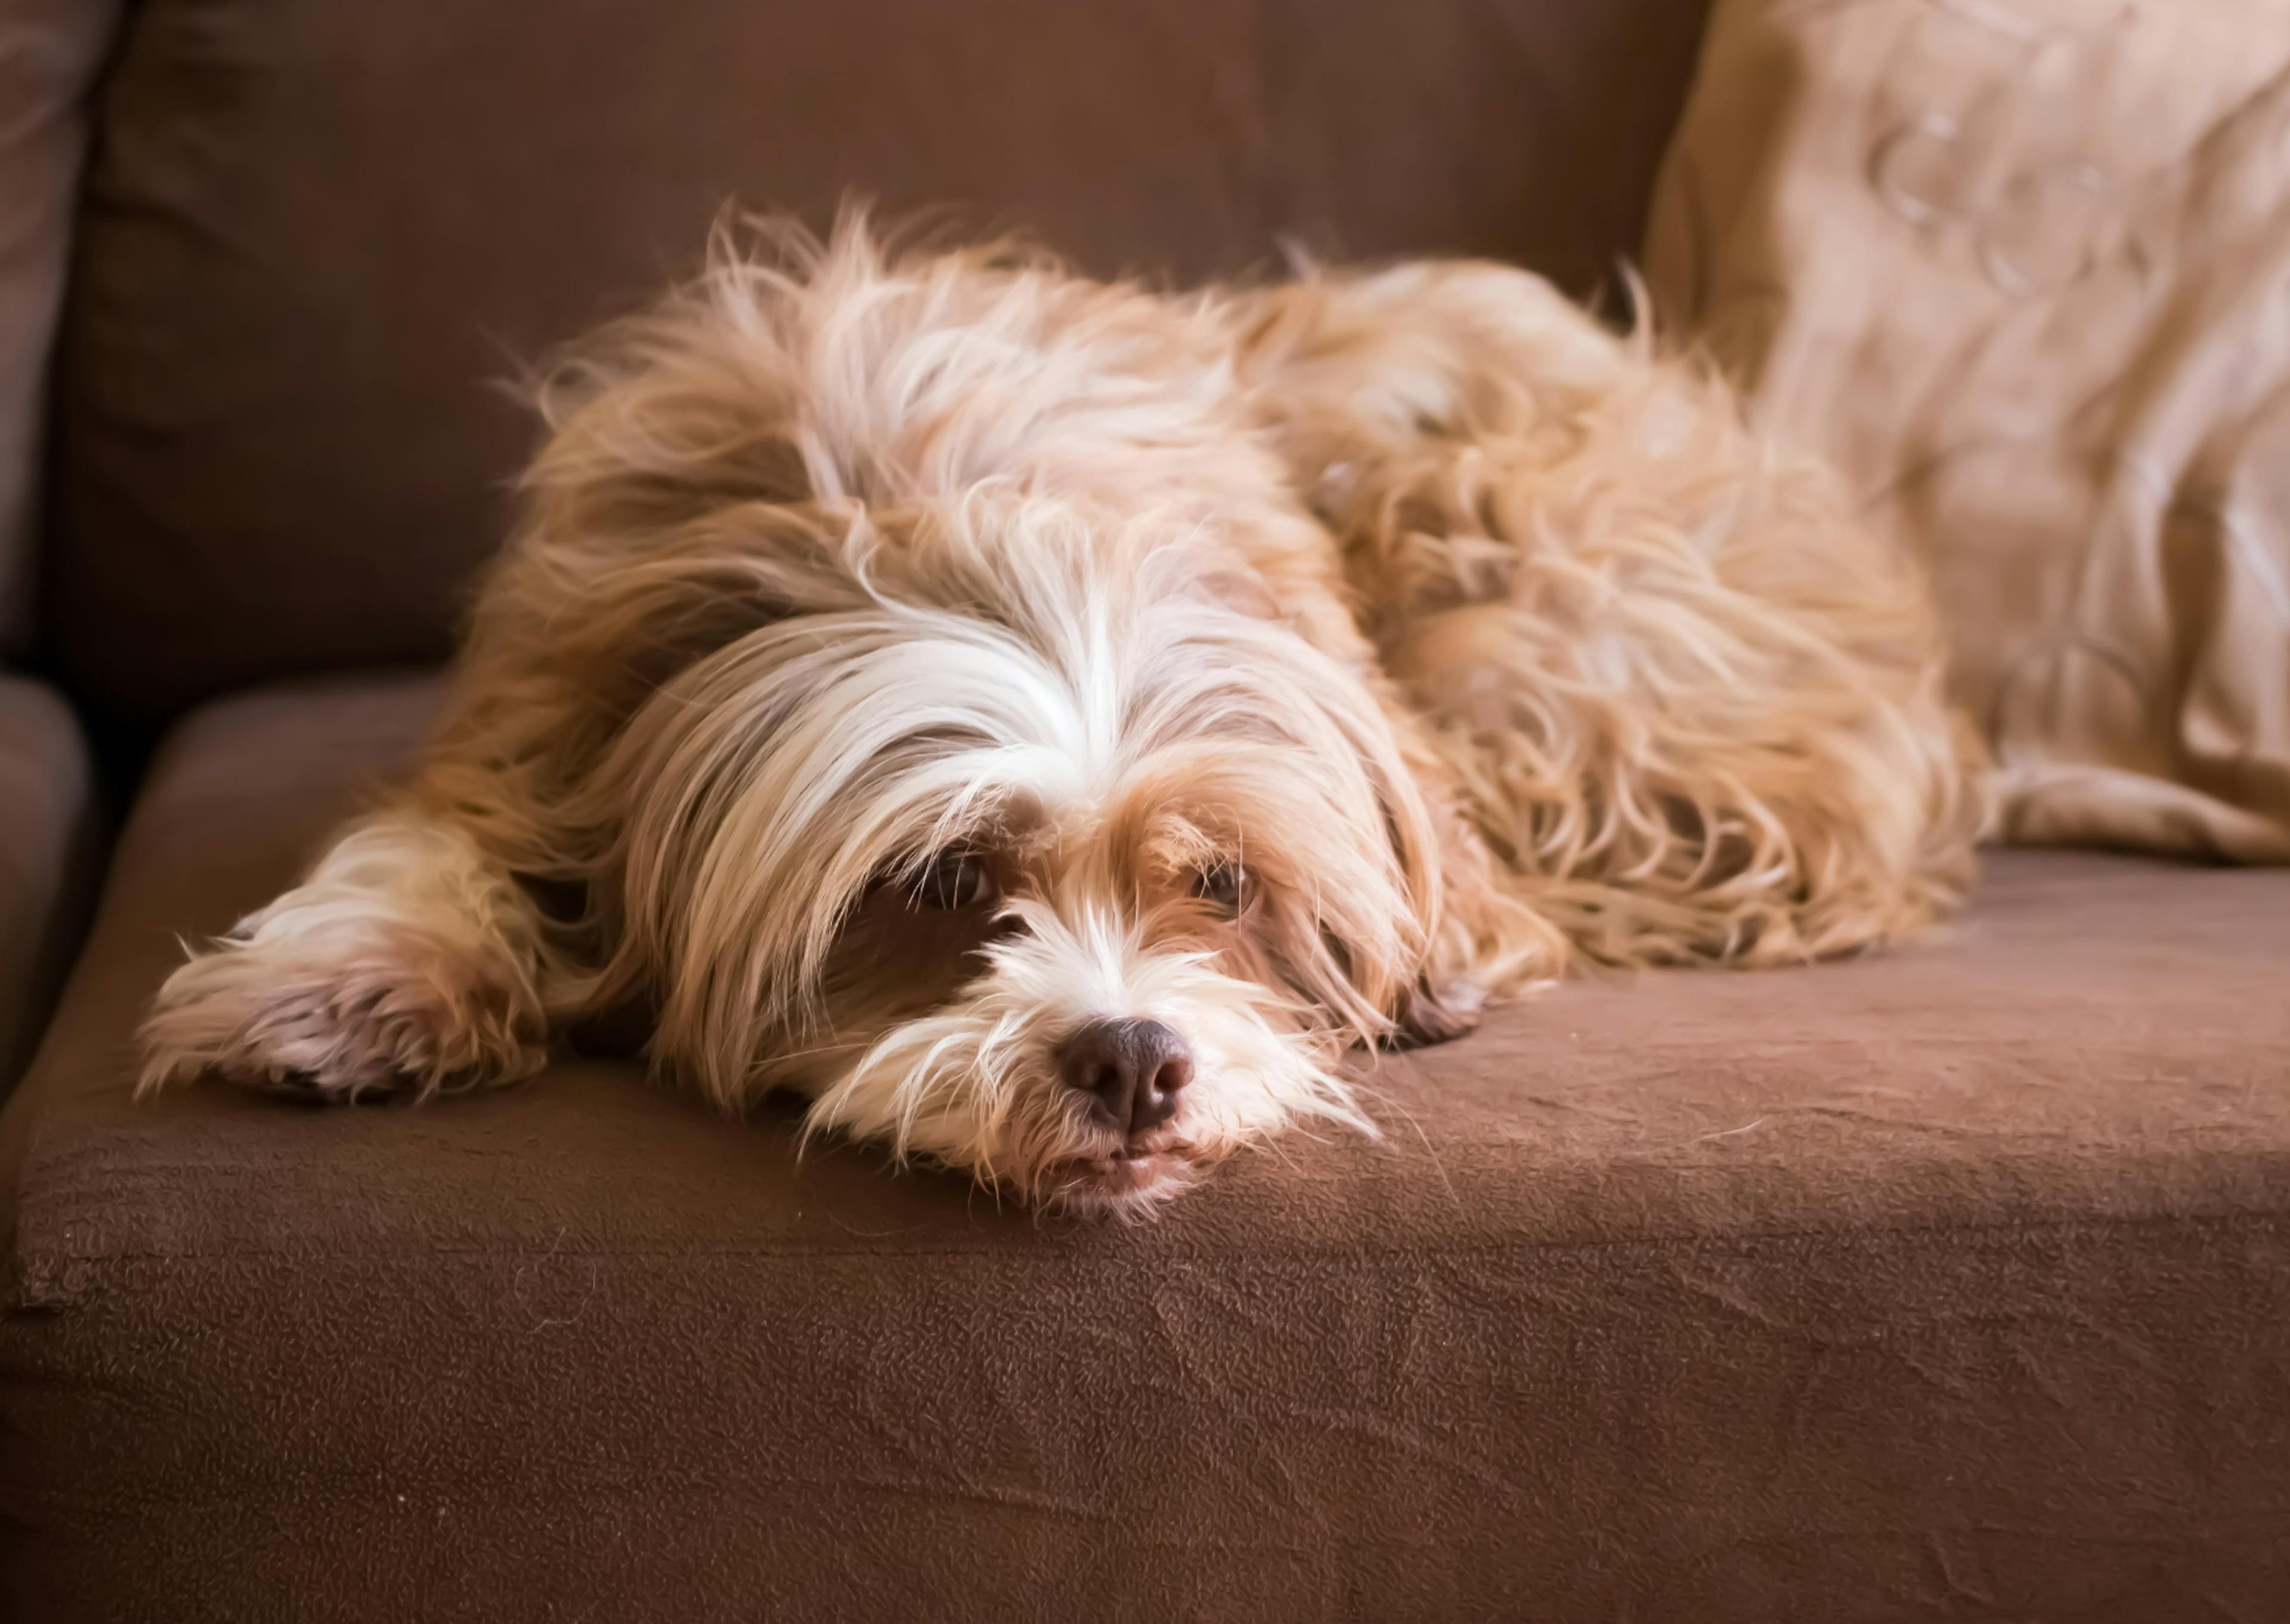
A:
[0,674,100,1081]
[2,675,2286,1622]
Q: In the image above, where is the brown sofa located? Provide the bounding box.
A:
[2,2,2285,1619]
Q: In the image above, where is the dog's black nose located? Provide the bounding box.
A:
[1057,1018,1192,1135]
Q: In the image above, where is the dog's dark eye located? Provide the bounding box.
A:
[1192,860,1245,912]
[914,850,996,911]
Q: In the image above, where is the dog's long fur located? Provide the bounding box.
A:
[140,218,1984,1214]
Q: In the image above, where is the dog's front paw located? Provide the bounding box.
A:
[138,930,546,1102]
[1389,975,1487,1049]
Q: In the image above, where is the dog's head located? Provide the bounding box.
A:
[502,221,1476,1214]
[565,489,1452,1215]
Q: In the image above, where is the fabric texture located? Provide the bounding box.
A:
[1646,0,2290,862]
[2,675,2283,1622]
[0,674,98,1083]
[44,0,1712,724]
[0,0,119,653]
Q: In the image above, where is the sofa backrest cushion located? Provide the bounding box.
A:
[44,0,1711,721]
[0,0,119,657]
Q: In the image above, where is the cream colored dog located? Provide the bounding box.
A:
[140,218,1983,1216]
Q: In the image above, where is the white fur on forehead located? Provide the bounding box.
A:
[587,490,1422,1110]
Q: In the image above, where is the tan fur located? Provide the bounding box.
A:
[140,216,1985,1216]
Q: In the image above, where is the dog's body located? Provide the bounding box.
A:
[141,221,1983,1214]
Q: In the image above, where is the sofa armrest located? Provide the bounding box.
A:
[0,674,101,1083]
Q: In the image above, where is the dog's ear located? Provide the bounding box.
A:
[523,339,819,538]
[1264,712,1462,1051]
[465,498,843,752]
[1360,730,1561,1049]
[568,433,815,535]
[481,296,864,741]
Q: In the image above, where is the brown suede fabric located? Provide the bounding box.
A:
[3,677,2283,1622]
[0,0,119,653]
[43,0,1713,723]
[0,675,98,1082]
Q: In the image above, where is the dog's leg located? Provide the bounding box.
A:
[139,802,552,1100]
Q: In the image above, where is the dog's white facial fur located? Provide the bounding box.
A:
[140,217,1983,1216]
[607,494,1435,1211]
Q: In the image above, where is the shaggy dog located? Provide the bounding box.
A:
[140,218,1983,1216]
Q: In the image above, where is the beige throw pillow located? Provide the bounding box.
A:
[1646,0,2290,860]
